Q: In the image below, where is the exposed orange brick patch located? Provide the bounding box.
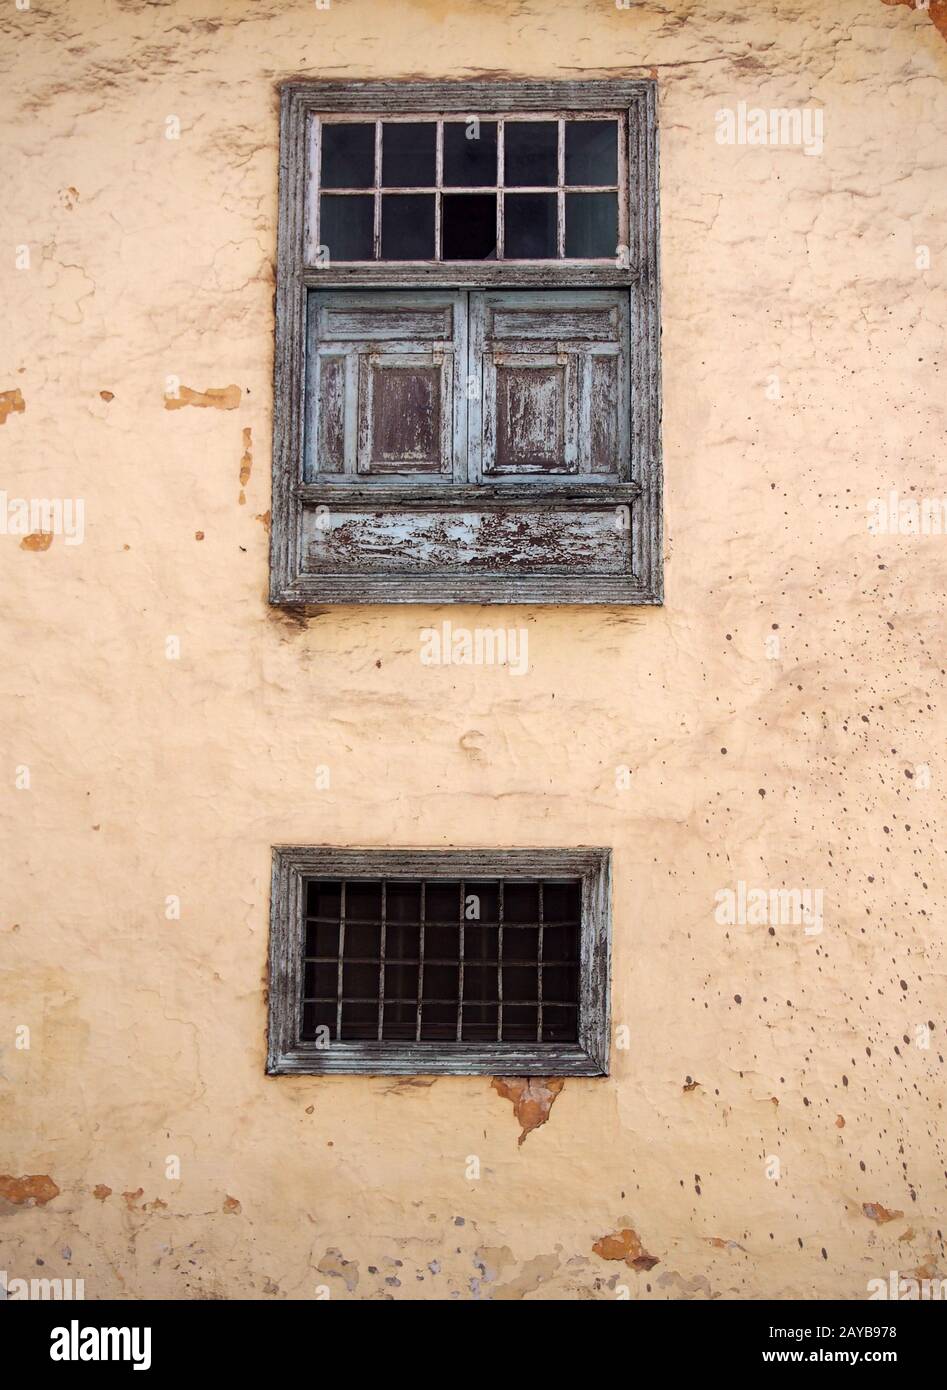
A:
[164,384,241,411]
[593,1227,660,1271]
[20,532,53,552]
[882,0,947,41]
[491,1076,564,1145]
[99,390,114,402]
[863,1202,904,1224]
[223,1195,242,1214]
[122,1187,144,1209]
[255,509,271,533]
[0,388,26,425]
[0,1174,60,1206]
[195,531,205,541]
[92,1184,112,1201]
[836,1114,846,1128]
[142,1196,168,1212]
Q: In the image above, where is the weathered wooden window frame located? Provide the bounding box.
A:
[267,847,611,1076]
[271,79,661,606]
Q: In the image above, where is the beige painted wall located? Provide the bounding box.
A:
[2,0,946,1301]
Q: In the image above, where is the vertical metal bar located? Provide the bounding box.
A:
[537,880,545,1042]
[336,880,346,1040]
[557,118,565,259]
[415,880,426,1042]
[435,119,443,262]
[377,879,387,1041]
[373,120,382,260]
[497,879,504,1042]
[456,878,465,1041]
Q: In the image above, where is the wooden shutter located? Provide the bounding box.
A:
[306,292,467,480]
[468,290,629,480]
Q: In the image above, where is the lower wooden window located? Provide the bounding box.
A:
[267,848,611,1075]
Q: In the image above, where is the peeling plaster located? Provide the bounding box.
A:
[491,1077,565,1145]
[164,384,241,411]
[19,532,54,552]
[0,1175,60,1207]
[593,1227,660,1272]
[882,0,947,43]
[0,388,25,425]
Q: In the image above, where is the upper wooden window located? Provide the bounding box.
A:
[272,80,662,605]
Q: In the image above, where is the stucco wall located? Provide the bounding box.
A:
[2,0,946,1301]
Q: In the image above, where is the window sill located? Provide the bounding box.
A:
[267,1041,608,1077]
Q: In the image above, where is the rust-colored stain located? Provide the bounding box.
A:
[491,1076,564,1145]
[882,0,947,41]
[863,1201,904,1223]
[239,426,252,503]
[92,1184,112,1201]
[142,1196,168,1212]
[683,1078,700,1092]
[707,1236,747,1252]
[164,384,241,411]
[122,1187,144,1209]
[0,388,26,425]
[256,509,271,533]
[195,530,205,541]
[223,1194,241,1214]
[0,1173,60,1206]
[20,531,54,551]
[99,390,114,402]
[836,1114,846,1128]
[593,1226,660,1272]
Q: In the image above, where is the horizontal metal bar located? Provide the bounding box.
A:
[321,185,619,194]
[304,997,576,1006]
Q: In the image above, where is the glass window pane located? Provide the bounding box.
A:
[565,192,617,259]
[442,193,497,260]
[504,121,558,187]
[504,193,557,258]
[320,122,375,189]
[319,195,374,261]
[382,121,436,187]
[443,120,497,186]
[380,194,435,259]
[564,120,618,186]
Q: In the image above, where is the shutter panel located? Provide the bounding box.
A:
[469,291,629,480]
[306,292,466,480]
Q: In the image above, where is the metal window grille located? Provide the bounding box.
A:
[302,878,580,1044]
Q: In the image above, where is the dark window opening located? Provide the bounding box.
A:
[442,193,497,260]
[504,120,558,186]
[301,876,581,1043]
[443,119,498,186]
